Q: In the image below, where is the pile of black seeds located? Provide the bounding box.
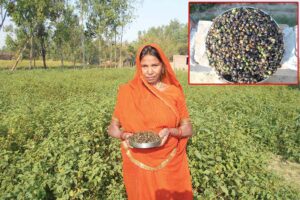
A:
[206,7,284,83]
[129,132,161,144]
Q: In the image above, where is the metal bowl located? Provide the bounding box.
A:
[129,139,161,149]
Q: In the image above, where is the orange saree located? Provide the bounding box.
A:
[113,44,193,200]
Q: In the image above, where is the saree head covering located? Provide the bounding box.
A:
[113,43,193,200]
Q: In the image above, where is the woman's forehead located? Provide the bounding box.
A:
[140,55,162,63]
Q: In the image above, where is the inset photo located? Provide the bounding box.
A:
[189,2,299,85]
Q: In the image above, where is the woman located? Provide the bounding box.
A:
[108,44,193,200]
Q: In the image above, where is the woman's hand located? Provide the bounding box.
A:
[122,132,133,148]
[159,128,170,147]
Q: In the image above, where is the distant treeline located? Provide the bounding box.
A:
[0,0,187,69]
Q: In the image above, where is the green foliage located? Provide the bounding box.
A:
[51,5,81,65]
[133,20,188,60]
[0,69,299,199]
[86,0,135,65]
[3,0,66,68]
[189,4,216,22]
[190,4,215,13]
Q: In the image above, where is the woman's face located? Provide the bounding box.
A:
[140,54,163,85]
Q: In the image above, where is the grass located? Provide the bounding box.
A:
[0,59,83,70]
[0,59,130,70]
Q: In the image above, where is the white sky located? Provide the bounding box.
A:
[123,0,188,42]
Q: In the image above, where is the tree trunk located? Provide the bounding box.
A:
[114,29,117,68]
[103,41,107,62]
[109,38,112,67]
[73,54,76,67]
[41,42,47,69]
[61,58,64,67]
[33,40,36,68]
[81,4,85,66]
[29,36,33,69]
[58,44,64,67]
[0,9,7,31]
[119,25,124,68]
[32,32,38,68]
[11,39,30,71]
[37,23,47,69]
[98,28,102,68]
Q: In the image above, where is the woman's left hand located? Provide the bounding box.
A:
[159,128,169,147]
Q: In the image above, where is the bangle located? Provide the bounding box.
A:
[169,128,175,136]
[177,128,183,139]
[169,128,182,138]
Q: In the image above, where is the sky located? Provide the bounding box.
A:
[123,0,188,42]
[0,0,188,48]
[0,17,13,48]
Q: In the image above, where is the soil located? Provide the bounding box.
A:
[268,154,300,190]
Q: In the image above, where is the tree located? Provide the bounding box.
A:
[0,0,7,31]
[7,0,65,69]
[133,20,188,60]
[2,0,137,69]
[0,0,14,31]
[52,4,81,67]
[117,0,135,67]
[87,0,135,67]
[76,0,88,65]
[87,0,106,66]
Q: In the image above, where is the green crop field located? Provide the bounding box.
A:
[0,68,299,199]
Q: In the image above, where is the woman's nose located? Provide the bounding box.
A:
[147,67,153,74]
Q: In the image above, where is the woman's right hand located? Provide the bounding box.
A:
[159,128,170,147]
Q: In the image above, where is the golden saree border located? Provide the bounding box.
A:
[180,118,191,126]
[123,142,177,171]
[126,148,177,171]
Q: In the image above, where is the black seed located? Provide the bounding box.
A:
[205,7,284,83]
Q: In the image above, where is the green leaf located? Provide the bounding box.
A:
[221,185,229,196]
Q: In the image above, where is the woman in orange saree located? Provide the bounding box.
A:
[108,44,193,200]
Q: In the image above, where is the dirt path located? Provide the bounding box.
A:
[268,154,300,190]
